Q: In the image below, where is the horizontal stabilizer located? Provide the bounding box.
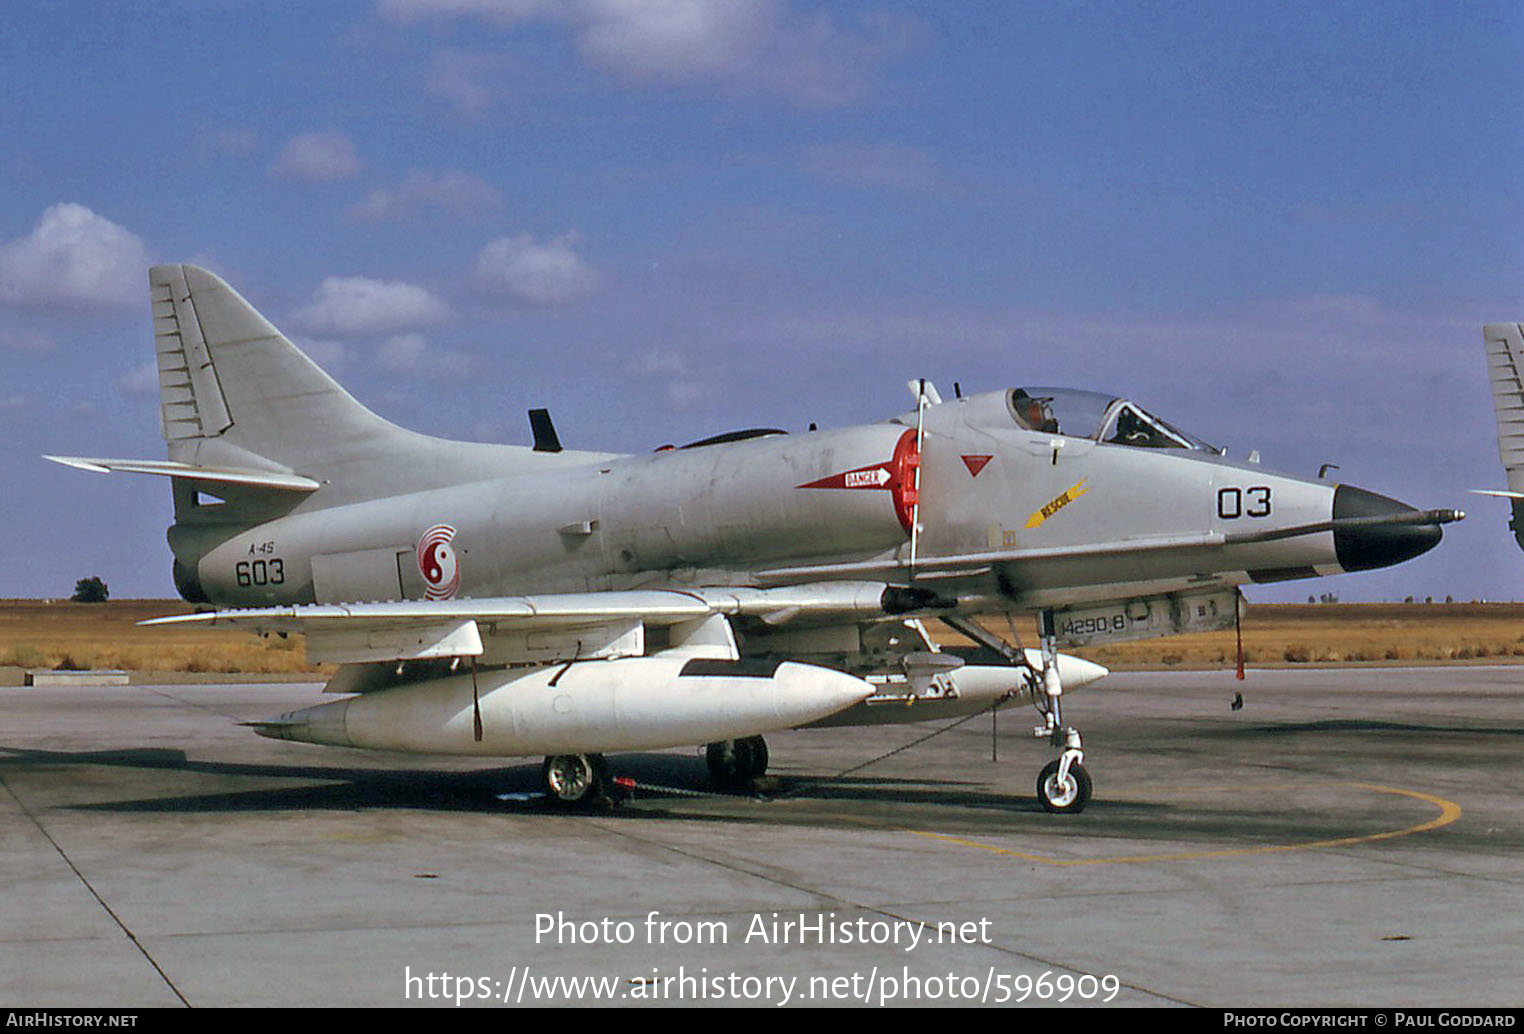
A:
[44,455,320,492]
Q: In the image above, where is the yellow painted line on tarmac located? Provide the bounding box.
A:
[906,782,1462,866]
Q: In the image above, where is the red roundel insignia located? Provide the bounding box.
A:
[417,524,461,600]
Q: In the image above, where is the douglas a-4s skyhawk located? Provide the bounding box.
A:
[49,266,1462,812]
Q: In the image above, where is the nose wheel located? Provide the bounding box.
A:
[1036,754,1091,813]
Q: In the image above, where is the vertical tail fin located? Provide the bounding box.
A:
[152,264,398,474]
[1483,322,1524,550]
[149,264,594,509]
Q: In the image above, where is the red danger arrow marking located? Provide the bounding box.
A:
[796,429,920,533]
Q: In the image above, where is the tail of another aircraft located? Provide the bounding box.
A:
[1482,322,1524,550]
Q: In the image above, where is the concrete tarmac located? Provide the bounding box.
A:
[1,667,1520,1008]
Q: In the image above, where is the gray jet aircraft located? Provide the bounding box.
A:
[49,266,1462,812]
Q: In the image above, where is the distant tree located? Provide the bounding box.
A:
[1308,596,1316,604]
[1404,596,1415,604]
[1445,595,1454,604]
[71,576,109,603]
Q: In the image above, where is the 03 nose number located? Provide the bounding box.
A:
[1218,486,1272,519]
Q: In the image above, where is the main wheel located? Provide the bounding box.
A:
[739,735,768,778]
[706,740,745,786]
[542,753,605,806]
[706,737,768,787]
[1036,759,1091,814]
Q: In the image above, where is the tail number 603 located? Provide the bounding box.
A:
[235,558,285,586]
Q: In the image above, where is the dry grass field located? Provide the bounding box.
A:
[1067,603,1524,668]
[0,599,325,675]
[3,599,1524,677]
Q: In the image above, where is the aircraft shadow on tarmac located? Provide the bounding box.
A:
[7,740,1496,852]
[1234,719,1524,737]
[22,741,1472,850]
[0,743,1201,834]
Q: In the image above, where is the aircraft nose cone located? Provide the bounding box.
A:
[1332,485,1442,572]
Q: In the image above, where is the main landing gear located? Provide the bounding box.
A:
[705,735,769,789]
[540,753,610,807]
[539,737,771,807]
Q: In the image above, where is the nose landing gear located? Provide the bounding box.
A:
[942,608,1093,813]
[1032,609,1090,813]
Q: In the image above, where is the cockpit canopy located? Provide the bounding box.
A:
[1010,387,1220,453]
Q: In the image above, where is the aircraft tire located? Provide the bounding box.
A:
[741,735,769,778]
[706,739,762,788]
[542,753,605,807]
[705,740,738,785]
[1036,759,1091,814]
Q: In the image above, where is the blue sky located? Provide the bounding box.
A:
[2,0,1522,603]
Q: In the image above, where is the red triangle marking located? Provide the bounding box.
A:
[961,454,993,477]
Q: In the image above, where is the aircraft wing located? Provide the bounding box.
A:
[144,582,908,666]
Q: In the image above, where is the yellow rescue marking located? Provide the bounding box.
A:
[1025,480,1088,529]
[906,782,1461,866]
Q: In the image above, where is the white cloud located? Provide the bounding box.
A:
[0,204,150,311]
[347,170,501,223]
[271,131,363,182]
[292,277,451,337]
[291,336,350,372]
[573,0,775,82]
[474,232,600,307]
[382,0,918,107]
[118,360,160,397]
[378,331,428,370]
[379,0,552,24]
[425,51,497,119]
[379,332,478,378]
[628,346,707,411]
